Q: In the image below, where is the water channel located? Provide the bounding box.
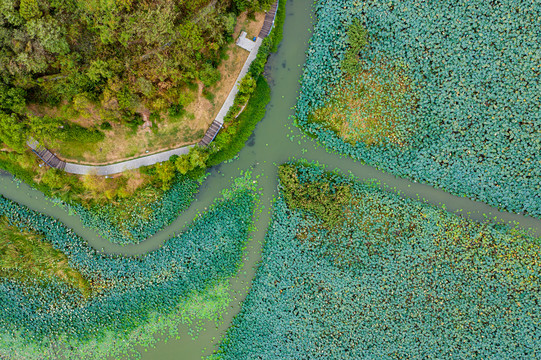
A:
[1,0,540,358]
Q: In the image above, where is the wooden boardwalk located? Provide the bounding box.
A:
[259,1,279,38]
[32,146,66,171]
[199,120,222,147]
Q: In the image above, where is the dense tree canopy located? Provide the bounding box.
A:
[0,0,272,151]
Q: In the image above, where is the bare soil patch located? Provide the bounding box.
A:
[234,11,266,39]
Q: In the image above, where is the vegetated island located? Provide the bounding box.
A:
[296,0,540,217]
[218,161,541,359]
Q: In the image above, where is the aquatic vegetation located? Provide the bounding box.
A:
[0,216,91,297]
[278,163,351,227]
[73,174,201,245]
[296,0,541,217]
[218,163,541,358]
[309,63,415,146]
[0,175,258,359]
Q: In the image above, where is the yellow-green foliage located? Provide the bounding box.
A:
[278,164,351,228]
[0,217,91,297]
[310,63,414,147]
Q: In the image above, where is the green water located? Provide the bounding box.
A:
[1,0,540,358]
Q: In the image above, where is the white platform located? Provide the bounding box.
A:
[236,31,257,52]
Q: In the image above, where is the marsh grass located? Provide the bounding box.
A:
[0,217,91,297]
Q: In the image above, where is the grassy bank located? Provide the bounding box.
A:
[207,76,271,166]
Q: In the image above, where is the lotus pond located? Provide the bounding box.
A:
[219,163,541,359]
[296,0,541,217]
[0,174,258,359]
[0,0,540,358]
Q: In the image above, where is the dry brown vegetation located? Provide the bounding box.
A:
[310,62,416,147]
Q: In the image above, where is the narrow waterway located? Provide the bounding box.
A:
[0,0,540,358]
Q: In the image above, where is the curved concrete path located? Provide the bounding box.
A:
[64,145,194,175]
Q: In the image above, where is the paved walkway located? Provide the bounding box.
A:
[214,37,263,127]
[28,1,278,176]
[236,31,257,51]
[64,146,193,175]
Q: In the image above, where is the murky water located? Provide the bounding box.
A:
[1,0,540,358]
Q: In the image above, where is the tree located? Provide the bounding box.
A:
[72,93,92,117]
[199,63,221,87]
[26,17,69,54]
[0,112,26,152]
[174,146,208,175]
[155,161,175,190]
[236,74,256,104]
[87,59,113,84]
[117,86,134,110]
[27,115,61,142]
[233,0,248,12]
[0,84,26,114]
[19,0,41,21]
[188,146,208,168]
[174,154,191,175]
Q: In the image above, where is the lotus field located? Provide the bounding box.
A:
[219,162,541,358]
[296,0,541,217]
[74,175,200,245]
[0,175,258,359]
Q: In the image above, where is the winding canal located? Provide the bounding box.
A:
[0,0,539,358]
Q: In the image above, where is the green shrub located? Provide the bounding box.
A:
[199,63,221,87]
[168,104,185,118]
[121,111,143,131]
[341,19,368,74]
[59,122,104,143]
[99,121,112,130]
